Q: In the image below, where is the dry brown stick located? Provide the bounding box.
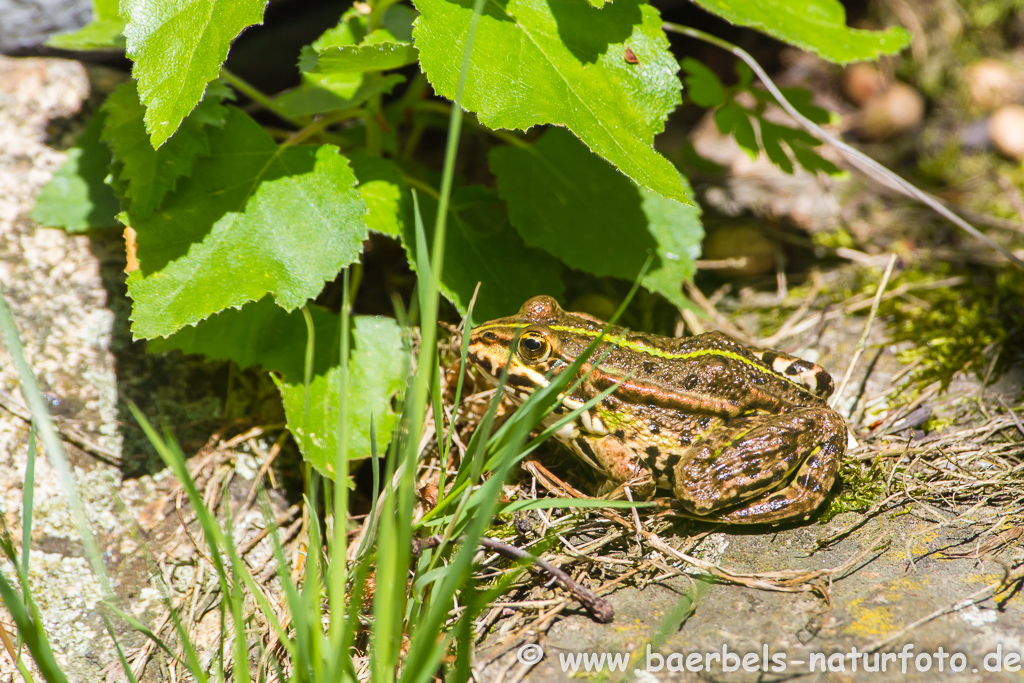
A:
[480,563,649,667]
[0,391,122,465]
[997,397,1024,439]
[413,534,614,623]
[770,277,964,345]
[684,281,753,343]
[814,492,906,549]
[242,430,289,510]
[238,504,301,557]
[0,620,17,667]
[760,272,823,347]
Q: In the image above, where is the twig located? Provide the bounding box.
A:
[413,534,615,623]
[864,572,1006,653]
[662,23,1024,271]
[238,504,301,557]
[0,391,122,465]
[760,271,823,347]
[997,397,1024,439]
[242,430,289,510]
[831,254,897,411]
[683,282,753,343]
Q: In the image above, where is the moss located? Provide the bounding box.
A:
[811,227,855,250]
[818,456,890,523]
[880,267,1024,394]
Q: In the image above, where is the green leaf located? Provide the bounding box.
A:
[149,297,339,381]
[122,0,268,148]
[691,0,910,64]
[680,57,725,108]
[126,107,368,339]
[758,120,793,173]
[157,298,408,473]
[790,139,840,175]
[314,36,418,74]
[405,187,566,321]
[778,87,832,124]
[30,114,120,233]
[275,6,412,119]
[639,188,703,310]
[275,73,405,119]
[714,101,757,159]
[102,80,229,218]
[349,148,563,318]
[274,315,406,474]
[350,150,406,237]
[489,128,701,309]
[413,0,692,204]
[46,0,125,50]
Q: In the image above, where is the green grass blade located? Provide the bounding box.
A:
[328,267,353,676]
[21,426,35,581]
[102,615,141,683]
[0,293,112,598]
[0,570,68,683]
[301,305,316,426]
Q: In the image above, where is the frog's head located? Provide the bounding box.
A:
[466,296,572,400]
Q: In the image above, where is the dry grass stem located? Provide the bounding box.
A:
[831,253,898,410]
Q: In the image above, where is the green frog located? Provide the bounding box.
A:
[466,296,848,524]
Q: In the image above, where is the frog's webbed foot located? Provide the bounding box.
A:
[596,472,657,501]
[571,434,656,500]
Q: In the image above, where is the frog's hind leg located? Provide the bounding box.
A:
[670,408,846,524]
[713,436,844,524]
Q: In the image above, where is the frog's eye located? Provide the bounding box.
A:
[518,332,551,363]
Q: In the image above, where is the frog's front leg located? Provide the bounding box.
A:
[672,407,846,524]
[567,434,657,499]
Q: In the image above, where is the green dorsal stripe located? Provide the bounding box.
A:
[475,322,810,392]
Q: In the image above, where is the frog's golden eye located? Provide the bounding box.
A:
[517,332,551,363]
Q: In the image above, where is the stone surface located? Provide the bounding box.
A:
[0,55,265,682]
[0,0,91,53]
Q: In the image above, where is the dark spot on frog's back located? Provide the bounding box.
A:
[681,373,700,391]
[742,458,762,478]
[642,361,656,375]
[645,446,659,459]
